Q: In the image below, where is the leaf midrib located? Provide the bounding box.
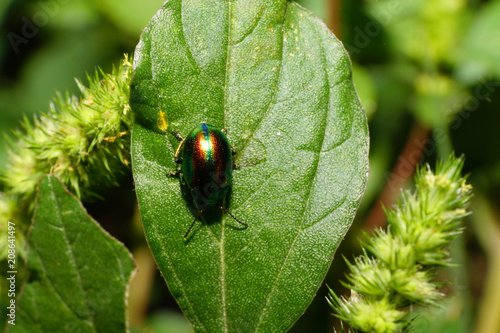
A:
[42,178,94,328]
[221,1,233,331]
[219,2,291,332]
[254,9,337,330]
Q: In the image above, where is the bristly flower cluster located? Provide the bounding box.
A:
[327,155,472,333]
[0,55,134,260]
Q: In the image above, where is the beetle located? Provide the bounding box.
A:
[169,122,247,237]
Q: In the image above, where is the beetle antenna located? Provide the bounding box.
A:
[218,206,247,227]
[185,209,205,238]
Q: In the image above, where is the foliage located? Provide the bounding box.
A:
[0,56,133,263]
[9,175,135,333]
[130,1,368,331]
[0,0,499,332]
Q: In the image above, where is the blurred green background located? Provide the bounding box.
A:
[1,0,500,332]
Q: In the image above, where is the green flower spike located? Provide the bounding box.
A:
[0,55,134,261]
[328,155,472,333]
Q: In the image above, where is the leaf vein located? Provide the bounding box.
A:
[255,14,334,329]
[152,218,208,331]
[39,182,94,326]
[232,7,264,46]
[179,12,221,86]
[237,31,286,156]
[220,0,233,331]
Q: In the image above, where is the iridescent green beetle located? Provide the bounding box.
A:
[170,122,247,237]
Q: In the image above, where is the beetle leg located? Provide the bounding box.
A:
[167,170,186,186]
[174,139,184,164]
[168,170,182,177]
[171,130,183,141]
[185,209,205,238]
[218,206,247,227]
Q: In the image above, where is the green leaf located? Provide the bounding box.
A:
[459,0,500,81]
[130,1,368,332]
[11,175,135,333]
[96,0,164,36]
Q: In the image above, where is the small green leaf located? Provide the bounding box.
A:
[459,0,500,81]
[130,1,368,332]
[11,175,135,333]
